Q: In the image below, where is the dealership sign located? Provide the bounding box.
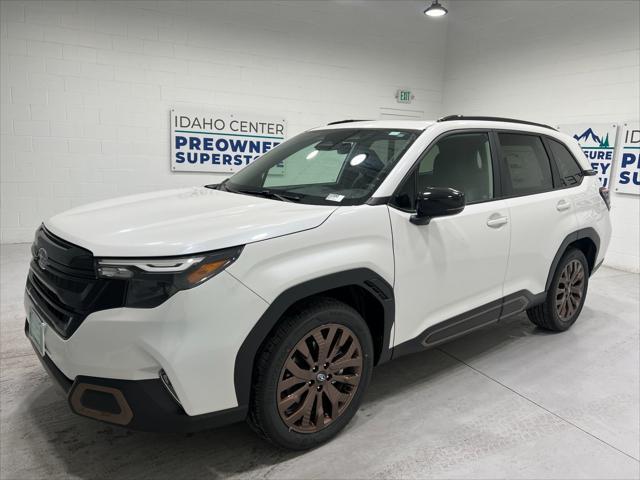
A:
[171,109,287,173]
[612,122,639,195]
[558,123,618,188]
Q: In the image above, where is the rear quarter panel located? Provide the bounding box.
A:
[573,176,612,265]
[563,136,611,265]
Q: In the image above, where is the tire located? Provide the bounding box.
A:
[527,247,589,332]
[247,297,374,450]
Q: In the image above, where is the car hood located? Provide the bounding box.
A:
[45,187,337,257]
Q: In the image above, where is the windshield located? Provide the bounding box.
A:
[223,128,420,205]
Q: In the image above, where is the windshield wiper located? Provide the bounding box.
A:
[226,185,301,203]
[263,191,301,203]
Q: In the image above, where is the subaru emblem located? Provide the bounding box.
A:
[37,248,48,270]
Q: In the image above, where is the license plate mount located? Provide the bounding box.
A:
[28,308,46,357]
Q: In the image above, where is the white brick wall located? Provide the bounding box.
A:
[1,0,447,242]
[442,0,640,273]
[2,0,639,274]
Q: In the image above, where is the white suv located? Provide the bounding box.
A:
[25,116,611,449]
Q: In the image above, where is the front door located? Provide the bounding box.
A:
[389,131,510,347]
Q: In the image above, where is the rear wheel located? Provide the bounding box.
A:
[527,248,589,331]
[248,298,373,450]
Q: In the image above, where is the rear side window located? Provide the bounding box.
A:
[547,138,583,187]
[498,133,553,195]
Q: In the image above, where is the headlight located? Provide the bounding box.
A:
[96,246,243,308]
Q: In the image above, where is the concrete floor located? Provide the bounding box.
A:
[1,243,638,480]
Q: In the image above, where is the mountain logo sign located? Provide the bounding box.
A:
[573,128,611,148]
[559,123,619,187]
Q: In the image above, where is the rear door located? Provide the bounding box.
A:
[497,132,579,298]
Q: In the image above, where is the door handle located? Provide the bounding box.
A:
[556,199,571,211]
[487,215,508,228]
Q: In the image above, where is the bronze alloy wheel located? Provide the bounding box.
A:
[555,259,585,320]
[276,323,363,433]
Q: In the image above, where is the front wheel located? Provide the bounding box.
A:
[527,247,589,331]
[248,298,373,450]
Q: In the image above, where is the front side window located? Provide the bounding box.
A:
[499,133,553,195]
[224,129,419,205]
[547,138,583,187]
[392,132,494,210]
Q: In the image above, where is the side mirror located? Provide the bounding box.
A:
[410,187,465,225]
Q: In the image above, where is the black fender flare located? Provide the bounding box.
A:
[233,268,395,407]
[545,227,600,291]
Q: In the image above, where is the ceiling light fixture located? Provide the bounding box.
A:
[424,0,447,17]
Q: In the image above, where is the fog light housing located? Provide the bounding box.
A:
[159,369,181,406]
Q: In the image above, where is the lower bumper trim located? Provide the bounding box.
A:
[26,320,247,433]
[69,382,134,426]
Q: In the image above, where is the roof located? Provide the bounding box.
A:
[311,120,435,131]
[314,116,558,132]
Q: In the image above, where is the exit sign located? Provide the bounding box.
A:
[396,89,414,104]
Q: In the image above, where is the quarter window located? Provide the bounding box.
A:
[498,133,553,195]
[547,138,583,187]
[392,132,494,210]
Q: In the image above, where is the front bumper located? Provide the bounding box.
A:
[25,269,269,426]
[26,321,247,432]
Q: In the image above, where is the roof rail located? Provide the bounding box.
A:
[327,119,371,125]
[437,115,557,131]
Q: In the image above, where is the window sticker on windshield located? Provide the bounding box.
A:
[389,131,406,137]
[326,193,345,202]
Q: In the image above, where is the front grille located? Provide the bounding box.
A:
[25,226,127,339]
